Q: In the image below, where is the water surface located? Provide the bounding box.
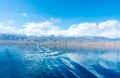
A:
[0,44,120,78]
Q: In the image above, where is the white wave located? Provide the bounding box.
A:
[60,58,75,70]
[47,51,59,56]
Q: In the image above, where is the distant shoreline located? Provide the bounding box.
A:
[0,40,120,50]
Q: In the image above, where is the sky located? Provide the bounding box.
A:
[1,0,120,38]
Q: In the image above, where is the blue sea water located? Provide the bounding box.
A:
[0,44,120,78]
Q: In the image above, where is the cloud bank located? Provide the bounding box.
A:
[1,20,120,38]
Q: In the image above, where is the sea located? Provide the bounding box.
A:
[0,44,120,78]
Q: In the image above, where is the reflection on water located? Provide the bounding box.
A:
[0,44,120,78]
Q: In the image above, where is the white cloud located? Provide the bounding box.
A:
[21,13,28,16]
[0,23,16,33]
[66,23,98,36]
[18,21,60,36]
[98,20,118,30]
[1,20,120,38]
[8,20,14,24]
[97,20,120,38]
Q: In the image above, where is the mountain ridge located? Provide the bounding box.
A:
[0,33,120,42]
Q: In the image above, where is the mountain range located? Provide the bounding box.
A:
[0,33,120,42]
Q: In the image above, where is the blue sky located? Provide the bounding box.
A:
[0,0,120,37]
[1,0,120,24]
